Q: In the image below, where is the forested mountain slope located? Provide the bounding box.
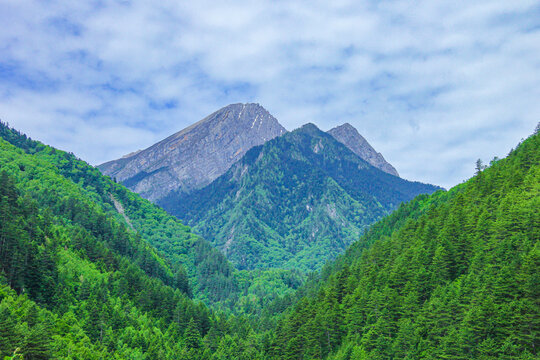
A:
[1,122,537,359]
[0,122,310,359]
[0,126,249,358]
[0,122,239,303]
[0,122,305,315]
[266,131,540,359]
[161,123,440,271]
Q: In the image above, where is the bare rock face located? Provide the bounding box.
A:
[98,103,287,201]
[328,123,399,177]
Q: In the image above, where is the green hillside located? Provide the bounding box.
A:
[0,123,305,313]
[0,122,303,358]
[1,121,537,359]
[0,122,240,301]
[266,131,539,359]
[0,128,226,358]
[161,123,440,271]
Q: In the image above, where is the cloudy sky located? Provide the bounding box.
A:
[1,0,539,189]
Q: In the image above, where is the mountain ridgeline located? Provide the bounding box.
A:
[160,123,441,271]
[98,103,286,201]
[100,103,424,272]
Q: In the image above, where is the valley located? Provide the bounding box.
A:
[0,117,537,359]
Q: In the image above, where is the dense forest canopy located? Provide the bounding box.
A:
[267,131,539,359]
[0,121,538,359]
[0,122,305,313]
[0,122,299,358]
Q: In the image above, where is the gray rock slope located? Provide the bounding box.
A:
[98,103,287,201]
[328,123,399,177]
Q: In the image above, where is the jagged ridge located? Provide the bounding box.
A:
[328,123,399,177]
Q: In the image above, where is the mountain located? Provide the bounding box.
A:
[267,130,540,359]
[1,120,537,360]
[98,103,287,201]
[0,121,241,304]
[160,123,440,271]
[328,123,399,177]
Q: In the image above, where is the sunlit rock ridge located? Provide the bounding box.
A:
[98,103,287,201]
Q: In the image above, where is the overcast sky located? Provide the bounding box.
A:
[1,0,539,189]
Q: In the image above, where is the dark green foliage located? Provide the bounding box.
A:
[184,318,203,349]
[175,266,192,297]
[0,164,216,357]
[161,123,440,271]
[267,132,540,359]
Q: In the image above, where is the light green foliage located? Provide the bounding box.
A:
[0,122,302,313]
[0,123,267,358]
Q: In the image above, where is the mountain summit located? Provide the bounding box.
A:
[328,123,399,176]
[98,103,287,201]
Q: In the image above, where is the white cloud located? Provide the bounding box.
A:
[0,0,538,188]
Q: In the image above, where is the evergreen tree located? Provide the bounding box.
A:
[183,318,202,350]
[175,266,192,297]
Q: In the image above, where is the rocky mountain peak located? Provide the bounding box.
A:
[98,103,287,201]
[337,122,355,131]
[328,123,399,177]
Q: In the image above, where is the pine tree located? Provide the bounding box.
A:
[0,302,21,357]
[475,159,487,175]
[203,325,221,352]
[175,266,192,297]
[20,323,51,360]
[183,318,202,350]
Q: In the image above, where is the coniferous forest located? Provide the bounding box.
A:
[0,119,539,359]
